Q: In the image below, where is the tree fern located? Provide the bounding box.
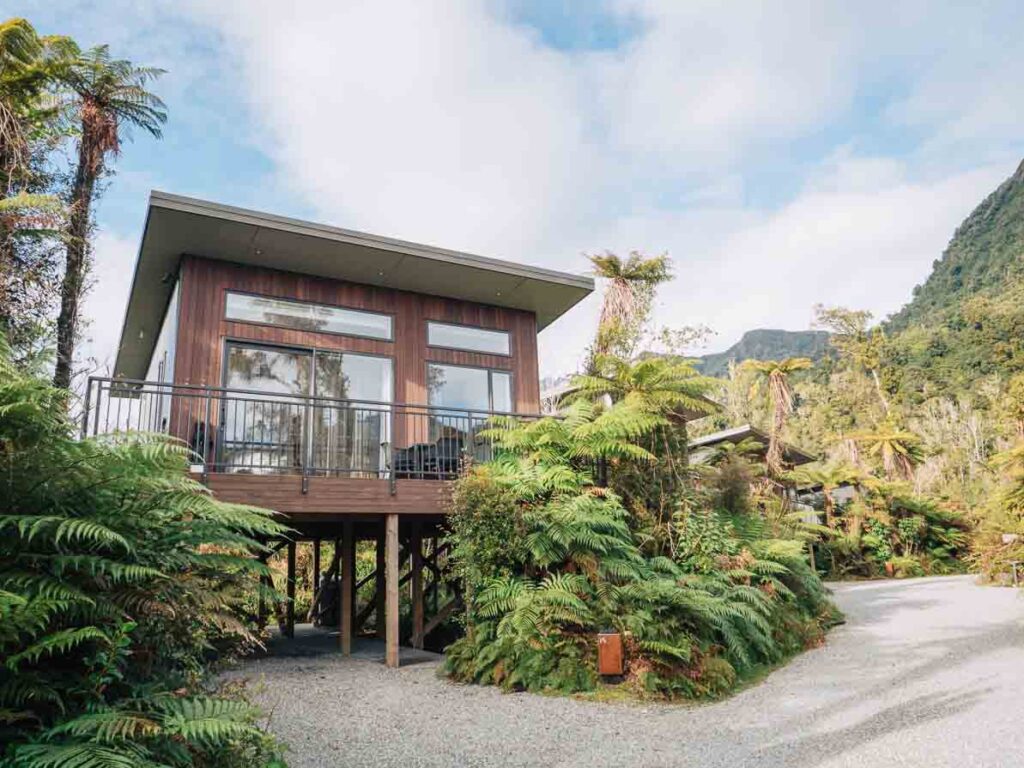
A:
[445,338,838,699]
[0,340,287,765]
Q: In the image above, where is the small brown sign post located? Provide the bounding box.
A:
[597,630,623,676]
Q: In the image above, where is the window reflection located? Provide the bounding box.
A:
[221,345,311,472]
[225,292,392,340]
[312,352,392,477]
[427,322,509,354]
[218,343,393,477]
[425,364,513,469]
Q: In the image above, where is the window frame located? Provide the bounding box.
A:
[425,320,511,357]
[223,289,395,343]
[425,361,516,414]
[221,339,395,405]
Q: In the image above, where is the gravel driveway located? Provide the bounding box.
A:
[238,576,1024,767]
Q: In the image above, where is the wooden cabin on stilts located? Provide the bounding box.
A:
[84,192,593,666]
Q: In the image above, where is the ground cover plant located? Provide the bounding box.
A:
[0,343,288,767]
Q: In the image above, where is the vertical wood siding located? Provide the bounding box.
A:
[172,256,541,412]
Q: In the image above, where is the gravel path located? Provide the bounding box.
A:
[237,576,1024,767]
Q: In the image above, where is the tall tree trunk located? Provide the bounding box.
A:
[767,400,785,476]
[870,367,890,414]
[0,221,13,334]
[53,130,97,390]
[1,125,20,338]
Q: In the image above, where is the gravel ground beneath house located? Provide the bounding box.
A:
[233,576,1024,767]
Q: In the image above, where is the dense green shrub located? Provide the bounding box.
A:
[443,398,839,700]
[0,346,288,767]
[816,485,970,578]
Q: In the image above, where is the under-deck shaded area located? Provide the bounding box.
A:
[263,626,441,665]
[257,515,459,668]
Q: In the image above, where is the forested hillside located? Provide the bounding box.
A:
[889,159,1024,331]
[695,159,1024,582]
[882,160,1024,401]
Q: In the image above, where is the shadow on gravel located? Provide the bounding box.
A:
[751,579,1023,765]
[752,687,992,767]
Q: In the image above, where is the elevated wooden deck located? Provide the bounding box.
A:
[196,473,449,518]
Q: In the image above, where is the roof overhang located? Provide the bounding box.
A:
[688,424,817,466]
[113,191,594,380]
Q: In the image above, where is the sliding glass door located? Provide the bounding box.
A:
[221,343,312,472]
[220,342,392,475]
[312,351,392,476]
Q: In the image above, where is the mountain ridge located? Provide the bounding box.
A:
[887,158,1024,332]
[695,329,832,377]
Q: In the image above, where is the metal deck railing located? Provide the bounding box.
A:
[82,377,537,486]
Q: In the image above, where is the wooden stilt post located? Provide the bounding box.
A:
[411,521,424,649]
[286,541,296,639]
[341,520,355,656]
[375,522,386,639]
[385,513,400,668]
[257,553,269,629]
[313,538,321,595]
[430,536,440,614]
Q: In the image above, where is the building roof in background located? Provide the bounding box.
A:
[687,423,817,466]
[114,191,595,379]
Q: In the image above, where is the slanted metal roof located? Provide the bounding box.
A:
[113,191,594,379]
[687,423,816,466]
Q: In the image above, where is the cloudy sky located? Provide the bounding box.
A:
[14,0,1024,377]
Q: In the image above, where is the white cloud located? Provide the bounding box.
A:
[595,1,862,164]
[80,232,137,376]
[47,0,1024,381]
[183,0,596,258]
[689,159,1009,342]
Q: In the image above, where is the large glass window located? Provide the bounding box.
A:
[221,344,312,472]
[218,342,392,476]
[225,291,392,340]
[423,364,513,472]
[312,352,392,477]
[427,321,509,355]
[427,364,489,412]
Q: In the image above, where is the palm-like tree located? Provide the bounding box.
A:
[787,462,861,527]
[1,20,72,363]
[991,442,1024,514]
[570,354,719,535]
[848,418,924,481]
[52,45,165,390]
[486,397,662,484]
[571,354,716,418]
[740,357,813,476]
[0,18,40,179]
[587,251,671,365]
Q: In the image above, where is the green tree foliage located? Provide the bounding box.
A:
[0,342,287,767]
[739,357,812,476]
[444,396,838,700]
[53,44,166,389]
[889,159,1024,335]
[586,251,672,367]
[570,355,718,544]
[0,18,73,368]
[848,418,925,482]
